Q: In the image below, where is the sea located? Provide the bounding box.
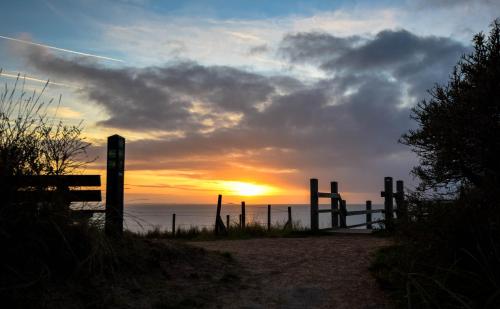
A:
[121,203,385,233]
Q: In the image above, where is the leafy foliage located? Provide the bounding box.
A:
[401,20,500,196]
[373,21,500,308]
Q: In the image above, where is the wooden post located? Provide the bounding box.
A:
[310,178,319,231]
[226,214,230,229]
[288,206,292,227]
[105,134,125,238]
[395,180,406,222]
[172,213,176,236]
[331,181,339,228]
[366,201,372,229]
[214,194,226,235]
[340,200,347,228]
[241,201,246,229]
[381,177,394,230]
[267,204,271,232]
[215,194,222,235]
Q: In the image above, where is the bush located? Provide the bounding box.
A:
[373,21,500,308]
[372,195,500,308]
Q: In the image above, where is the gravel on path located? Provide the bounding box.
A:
[190,235,392,309]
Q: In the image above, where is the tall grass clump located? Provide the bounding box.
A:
[139,220,310,241]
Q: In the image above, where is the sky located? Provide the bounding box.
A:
[0,0,498,204]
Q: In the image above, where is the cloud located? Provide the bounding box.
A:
[279,32,362,65]
[279,29,468,97]
[414,0,500,9]
[17,27,468,196]
[248,44,269,55]
[21,46,287,132]
[99,8,400,68]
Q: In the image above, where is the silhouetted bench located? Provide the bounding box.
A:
[6,175,103,216]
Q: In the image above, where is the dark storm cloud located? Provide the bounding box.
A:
[22,47,279,131]
[20,47,195,131]
[16,28,466,192]
[279,32,362,65]
[321,30,463,72]
[279,29,468,97]
[139,64,276,114]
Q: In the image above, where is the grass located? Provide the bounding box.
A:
[137,220,334,241]
[0,202,248,309]
[370,198,500,308]
[2,228,246,308]
[0,208,335,308]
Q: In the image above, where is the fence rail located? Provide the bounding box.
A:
[310,176,407,231]
[8,175,101,187]
[3,134,126,238]
[346,220,385,229]
[346,209,384,216]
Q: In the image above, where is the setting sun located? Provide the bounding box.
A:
[223,181,273,196]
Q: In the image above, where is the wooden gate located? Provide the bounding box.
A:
[310,177,406,231]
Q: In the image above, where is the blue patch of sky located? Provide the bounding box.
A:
[0,0,402,44]
[147,0,400,19]
[0,0,403,72]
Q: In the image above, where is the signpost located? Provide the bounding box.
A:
[105,135,125,237]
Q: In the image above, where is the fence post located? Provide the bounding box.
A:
[288,206,292,227]
[215,194,226,235]
[241,201,246,229]
[172,213,176,236]
[366,201,372,229]
[215,194,221,235]
[395,180,407,222]
[331,181,339,228]
[310,178,319,231]
[226,214,230,229]
[340,200,347,228]
[381,177,394,230]
[105,134,125,238]
[267,204,271,232]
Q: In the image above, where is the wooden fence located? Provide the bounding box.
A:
[310,177,407,231]
[213,196,293,236]
[186,176,409,236]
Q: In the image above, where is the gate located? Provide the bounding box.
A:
[310,177,406,231]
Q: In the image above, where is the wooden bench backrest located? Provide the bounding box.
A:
[7,175,102,202]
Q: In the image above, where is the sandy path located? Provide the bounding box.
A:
[190,235,392,309]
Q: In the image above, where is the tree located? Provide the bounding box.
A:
[401,20,500,198]
[0,72,92,179]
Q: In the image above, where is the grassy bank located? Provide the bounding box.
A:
[135,221,331,241]
[0,213,244,309]
[370,198,500,308]
[1,215,332,308]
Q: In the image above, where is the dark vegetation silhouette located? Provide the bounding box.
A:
[371,20,500,308]
[0,74,241,308]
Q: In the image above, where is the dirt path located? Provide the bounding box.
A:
[190,235,392,309]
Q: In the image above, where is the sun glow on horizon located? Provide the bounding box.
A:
[223,181,274,197]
